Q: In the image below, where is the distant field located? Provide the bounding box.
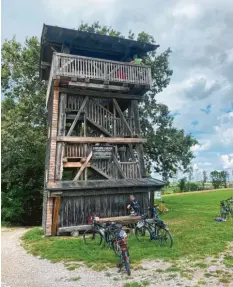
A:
[23,189,233,266]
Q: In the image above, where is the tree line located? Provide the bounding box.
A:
[177,170,231,192]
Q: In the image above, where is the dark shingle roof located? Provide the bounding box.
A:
[47,178,165,191]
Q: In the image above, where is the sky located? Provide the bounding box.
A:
[2,0,233,179]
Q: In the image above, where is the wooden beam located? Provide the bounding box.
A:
[73,151,92,181]
[86,116,112,137]
[112,154,126,179]
[66,96,88,136]
[58,225,92,234]
[69,81,130,92]
[137,144,146,178]
[149,191,155,218]
[98,215,141,224]
[52,197,61,236]
[59,88,143,101]
[132,100,146,177]
[63,162,91,168]
[57,136,147,144]
[132,100,140,135]
[55,93,67,180]
[113,99,133,136]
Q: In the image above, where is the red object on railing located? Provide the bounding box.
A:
[115,72,126,79]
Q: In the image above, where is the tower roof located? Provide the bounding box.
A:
[40,24,159,80]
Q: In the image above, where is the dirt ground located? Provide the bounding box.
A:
[1,228,233,287]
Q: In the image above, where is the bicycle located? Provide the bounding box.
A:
[220,197,233,219]
[115,228,131,276]
[83,217,120,252]
[83,216,105,246]
[135,207,173,248]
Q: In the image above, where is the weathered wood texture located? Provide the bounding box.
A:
[57,136,147,144]
[52,53,152,86]
[59,192,149,227]
[55,93,67,180]
[98,215,141,224]
[52,197,61,235]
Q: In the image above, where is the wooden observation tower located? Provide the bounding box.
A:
[40,24,164,236]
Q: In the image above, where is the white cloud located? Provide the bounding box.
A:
[191,141,211,152]
[173,2,200,19]
[199,162,212,166]
[193,163,199,170]
[221,153,233,169]
[214,126,233,147]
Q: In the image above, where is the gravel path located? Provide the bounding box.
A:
[1,228,233,287]
[1,228,120,287]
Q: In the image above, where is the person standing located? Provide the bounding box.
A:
[127,195,140,215]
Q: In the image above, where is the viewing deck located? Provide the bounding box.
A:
[46,53,152,104]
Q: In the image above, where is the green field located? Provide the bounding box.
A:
[23,189,233,267]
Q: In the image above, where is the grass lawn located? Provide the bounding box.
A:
[22,189,233,267]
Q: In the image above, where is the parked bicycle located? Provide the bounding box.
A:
[83,217,131,275]
[83,216,105,246]
[83,217,121,252]
[135,207,173,248]
[220,197,233,219]
[115,227,131,276]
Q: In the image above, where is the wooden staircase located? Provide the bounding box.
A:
[67,96,135,137]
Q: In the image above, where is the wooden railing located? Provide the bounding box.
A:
[120,162,140,179]
[52,53,152,86]
[66,96,135,136]
[64,144,91,159]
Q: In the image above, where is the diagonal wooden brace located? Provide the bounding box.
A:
[73,151,93,181]
[113,99,133,136]
[66,96,88,136]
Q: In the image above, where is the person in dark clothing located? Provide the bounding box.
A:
[127,195,140,215]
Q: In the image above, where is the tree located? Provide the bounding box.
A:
[221,171,229,188]
[178,177,187,192]
[210,170,229,189]
[210,170,222,189]
[202,171,208,189]
[1,37,47,225]
[1,22,197,225]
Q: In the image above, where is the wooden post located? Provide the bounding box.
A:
[55,93,67,180]
[113,104,116,136]
[149,191,155,217]
[84,112,87,181]
[132,100,146,177]
[52,197,61,235]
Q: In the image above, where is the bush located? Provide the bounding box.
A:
[184,182,199,192]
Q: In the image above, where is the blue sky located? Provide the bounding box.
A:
[2,0,233,179]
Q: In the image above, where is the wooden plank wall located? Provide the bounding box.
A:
[59,191,149,227]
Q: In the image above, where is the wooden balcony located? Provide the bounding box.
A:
[46,53,152,104]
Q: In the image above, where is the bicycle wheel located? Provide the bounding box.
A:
[83,229,103,246]
[122,250,131,276]
[135,226,151,242]
[156,228,173,248]
[105,230,117,249]
[112,240,121,256]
